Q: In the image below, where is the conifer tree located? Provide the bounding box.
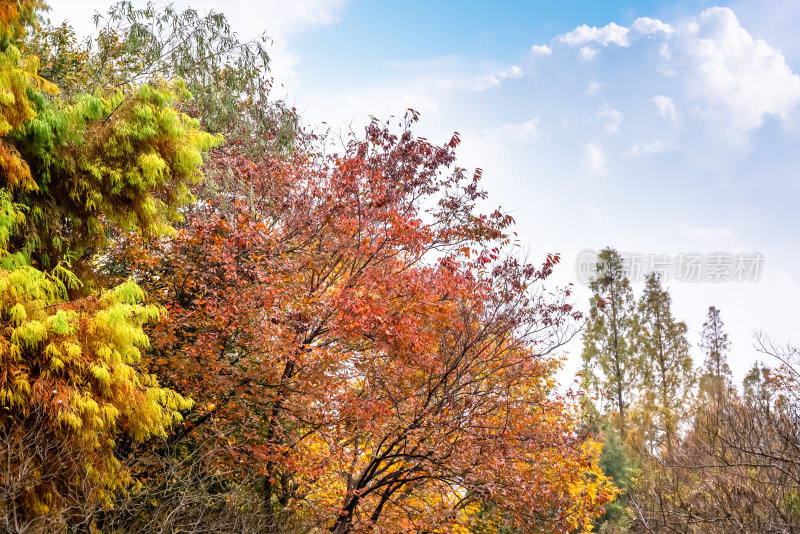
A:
[699,305,733,399]
[582,248,639,440]
[632,272,694,453]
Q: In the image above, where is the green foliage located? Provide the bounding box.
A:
[598,425,633,490]
[596,426,636,532]
[0,0,57,196]
[2,3,228,272]
[576,410,638,533]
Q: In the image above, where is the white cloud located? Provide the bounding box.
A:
[483,118,540,143]
[552,16,671,51]
[597,103,623,133]
[467,64,524,91]
[557,22,629,47]
[583,81,608,97]
[631,17,674,37]
[583,143,608,174]
[530,44,553,56]
[625,140,666,156]
[676,7,800,130]
[470,75,503,91]
[579,46,598,61]
[251,0,346,37]
[550,8,800,132]
[506,65,523,78]
[652,95,679,124]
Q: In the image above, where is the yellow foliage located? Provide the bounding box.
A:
[0,1,206,522]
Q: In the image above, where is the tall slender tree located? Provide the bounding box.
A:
[582,248,639,440]
[632,272,695,454]
[699,305,733,399]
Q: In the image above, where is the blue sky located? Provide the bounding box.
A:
[50,0,800,383]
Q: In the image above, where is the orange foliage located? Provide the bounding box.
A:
[118,115,615,533]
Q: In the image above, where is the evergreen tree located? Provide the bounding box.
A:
[699,305,733,399]
[582,248,639,440]
[632,272,695,454]
[594,419,637,532]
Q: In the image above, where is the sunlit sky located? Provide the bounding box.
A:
[49,0,800,384]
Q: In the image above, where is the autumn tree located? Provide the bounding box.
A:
[624,334,800,533]
[698,305,733,400]
[630,273,694,454]
[0,0,218,528]
[318,253,609,534]
[17,3,618,532]
[582,248,639,440]
[116,114,616,533]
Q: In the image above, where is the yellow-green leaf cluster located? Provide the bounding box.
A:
[12,79,221,268]
[0,0,221,270]
[0,0,56,193]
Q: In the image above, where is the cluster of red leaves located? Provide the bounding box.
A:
[113,115,614,533]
